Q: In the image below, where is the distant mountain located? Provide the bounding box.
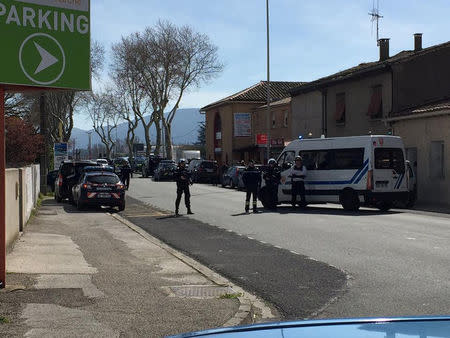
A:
[70,108,203,149]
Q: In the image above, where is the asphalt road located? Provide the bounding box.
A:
[127,177,450,319]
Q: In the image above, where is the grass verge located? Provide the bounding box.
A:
[219,293,242,299]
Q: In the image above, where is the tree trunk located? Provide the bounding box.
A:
[104,142,111,159]
[154,118,161,156]
[126,125,135,162]
[139,116,152,157]
[163,121,172,160]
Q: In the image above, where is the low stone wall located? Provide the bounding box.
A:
[5,165,40,250]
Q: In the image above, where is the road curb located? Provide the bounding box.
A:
[109,212,278,327]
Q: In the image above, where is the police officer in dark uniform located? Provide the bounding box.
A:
[242,160,261,213]
[263,158,281,209]
[174,159,193,216]
[120,162,132,190]
[289,156,307,208]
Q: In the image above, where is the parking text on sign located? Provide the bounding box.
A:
[0,2,89,34]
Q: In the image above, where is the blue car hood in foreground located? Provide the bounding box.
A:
[170,316,450,337]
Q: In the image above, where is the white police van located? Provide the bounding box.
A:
[260,135,409,211]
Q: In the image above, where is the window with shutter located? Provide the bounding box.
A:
[368,85,383,119]
[335,93,346,124]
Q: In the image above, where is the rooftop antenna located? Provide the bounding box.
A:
[369,0,383,45]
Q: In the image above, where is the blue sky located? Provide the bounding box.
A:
[75,0,450,130]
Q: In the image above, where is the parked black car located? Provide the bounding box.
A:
[72,172,126,211]
[222,166,245,188]
[46,170,59,192]
[54,160,97,202]
[153,161,177,181]
[191,160,217,183]
[132,156,147,173]
[142,155,164,177]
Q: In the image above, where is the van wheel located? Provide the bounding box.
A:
[378,202,392,212]
[341,189,360,211]
[118,202,125,212]
[55,194,62,203]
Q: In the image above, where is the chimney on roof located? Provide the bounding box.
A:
[378,38,390,61]
[414,33,423,52]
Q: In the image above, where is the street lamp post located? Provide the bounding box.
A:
[266,0,271,162]
[87,131,92,160]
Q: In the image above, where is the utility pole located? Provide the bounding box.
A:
[87,131,92,160]
[266,0,271,162]
[39,93,48,195]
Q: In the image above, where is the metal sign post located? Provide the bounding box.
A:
[0,87,5,288]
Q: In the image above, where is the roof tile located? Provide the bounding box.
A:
[201,81,304,111]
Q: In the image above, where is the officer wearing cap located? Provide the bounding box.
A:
[174,158,193,216]
[263,158,281,209]
[289,156,307,208]
[242,159,261,213]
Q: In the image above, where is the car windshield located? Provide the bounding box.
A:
[86,175,120,184]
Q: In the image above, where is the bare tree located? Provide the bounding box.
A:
[91,40,105,81]
[4,93,33,118]
[119,21,223,159]
[86,92,121,159]
[111,36,154,156]
[114,90,140,163]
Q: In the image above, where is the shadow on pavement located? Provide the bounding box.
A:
[61,202,119,214]
[247,205,401,216]
[156,214,177,220]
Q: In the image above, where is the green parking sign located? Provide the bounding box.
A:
[0,0,90,90]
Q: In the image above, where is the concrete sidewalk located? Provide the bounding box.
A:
[0,198,276,337]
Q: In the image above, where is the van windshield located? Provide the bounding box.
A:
[375,148,405,173]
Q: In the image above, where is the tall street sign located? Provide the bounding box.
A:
[0,0,91,90]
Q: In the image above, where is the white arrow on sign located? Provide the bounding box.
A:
[33,42,59,75]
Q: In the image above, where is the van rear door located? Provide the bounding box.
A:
[373,147,406,192]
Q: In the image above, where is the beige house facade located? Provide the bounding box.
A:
[388,103,450,206]
[324,72,392,137]
[202,81,303,165]
[290,90,322,140]
[253,97,293,162]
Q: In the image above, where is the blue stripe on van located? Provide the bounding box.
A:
[304,159,369,186]
[395,173,404,189]
[393,175,400,189]
[354,165,369,184]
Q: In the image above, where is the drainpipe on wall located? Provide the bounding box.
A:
[19,169,23,232]
[321,89,328,137]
